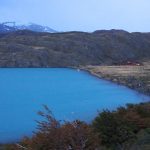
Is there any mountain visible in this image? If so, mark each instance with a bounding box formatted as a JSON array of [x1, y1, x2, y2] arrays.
[[0, 29, 149, 67], [0, 24, 17, 33], [17, 23, 57, 33], [0, 22, 57, 33]]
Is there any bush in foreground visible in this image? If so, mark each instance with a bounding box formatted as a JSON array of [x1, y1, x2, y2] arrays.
[[92, 102, 150, 149], [92, 110, 136, 149], [14, 105, 100, 150], [6, 102, 150, 150]]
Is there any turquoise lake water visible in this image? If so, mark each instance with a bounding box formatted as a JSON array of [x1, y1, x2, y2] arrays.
[[0, 68, 149, 143]]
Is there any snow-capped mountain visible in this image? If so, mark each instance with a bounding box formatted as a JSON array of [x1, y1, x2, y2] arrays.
[[0, 22, 57, 33], [17, 23, 57, 33], [0, 24, 17, 33]]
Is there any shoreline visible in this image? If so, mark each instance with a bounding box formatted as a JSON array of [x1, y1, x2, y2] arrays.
[[0, 66, 149, 96], [80, 65, 150, 96]]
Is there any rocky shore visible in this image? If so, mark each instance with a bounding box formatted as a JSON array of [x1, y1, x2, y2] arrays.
[[81, 62, 150, 96]]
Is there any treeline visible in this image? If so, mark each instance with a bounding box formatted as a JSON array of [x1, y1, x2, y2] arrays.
[[5, 102, 150, 150]]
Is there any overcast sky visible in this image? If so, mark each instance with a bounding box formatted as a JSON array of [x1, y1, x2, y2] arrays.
[[0, 0, 150, 32]]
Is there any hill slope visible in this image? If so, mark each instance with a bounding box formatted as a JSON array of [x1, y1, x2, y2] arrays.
[[0, 29, 150, 67]]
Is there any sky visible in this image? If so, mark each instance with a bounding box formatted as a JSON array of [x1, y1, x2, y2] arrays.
[[0, 0, 150, 32]]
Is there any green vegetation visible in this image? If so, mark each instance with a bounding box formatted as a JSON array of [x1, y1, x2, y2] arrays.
[[92, 103, 150, 149], [4, 102, 150, 150], [93, 110, 136, 148]]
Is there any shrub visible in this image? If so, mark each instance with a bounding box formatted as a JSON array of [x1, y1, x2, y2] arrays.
[[15, 105, 100, 150], [92, 110, 135, 149]]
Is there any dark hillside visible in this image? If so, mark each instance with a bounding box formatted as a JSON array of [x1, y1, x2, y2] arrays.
[[0, 29, 150, 67]]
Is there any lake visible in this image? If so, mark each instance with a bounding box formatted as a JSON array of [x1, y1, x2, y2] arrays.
[[0, 68, 149, 143]]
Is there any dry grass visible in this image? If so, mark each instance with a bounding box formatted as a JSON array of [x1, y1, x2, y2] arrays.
[[84, 63, 150, 77], [81, 61, 150, 95]]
